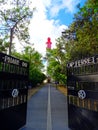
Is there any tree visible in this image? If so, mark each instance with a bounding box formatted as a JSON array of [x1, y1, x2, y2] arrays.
[[12, 45, 46, 87], [0, 38, 16, 53], [21, 46, 46, 87], [46, 0, 98, 84], [73, 0, 98, 57], [0, 39, 9, 53], [62, 0, 98, 60], [0, 0, 35, 55], [46, 38, 68, 84]]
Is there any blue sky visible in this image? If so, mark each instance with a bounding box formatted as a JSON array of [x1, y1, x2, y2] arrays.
[[0, 0, 87, 54], [15, 0, 87, 55], [53, 4, 81, 26], [47, 0, 87, 26]]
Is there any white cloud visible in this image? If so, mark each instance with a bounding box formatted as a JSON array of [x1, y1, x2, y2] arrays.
[[28, 0, 68, 56], [49, 0, 80, 17], [16, 0, 79, 56]]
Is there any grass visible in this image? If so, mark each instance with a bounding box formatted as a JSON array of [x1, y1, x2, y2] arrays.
[[57, 84, 68, 96], [27, 84, 43, 100]]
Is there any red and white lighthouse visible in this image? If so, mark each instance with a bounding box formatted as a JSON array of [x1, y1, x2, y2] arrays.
[[46, 37, 52, 49]]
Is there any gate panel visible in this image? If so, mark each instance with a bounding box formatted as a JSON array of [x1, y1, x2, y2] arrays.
[[67, 55, 98, 130], [0, 52, 29, 130]]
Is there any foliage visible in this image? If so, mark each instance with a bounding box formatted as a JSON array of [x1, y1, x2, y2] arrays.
[[46, 0, 98, 84], [46, 38, 68, 85], [21, 46, 46, 87], [0, 39, 9, 53], [0, 0, 35, 55], [61, 0, 98, 61], [73, 0, 98, 59], [0, 0, 97, 87], [12, 46, 46, 87], [0, 38, 16, 53]]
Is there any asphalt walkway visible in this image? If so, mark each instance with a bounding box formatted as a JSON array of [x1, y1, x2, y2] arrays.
[[20, 84, 70, 130]]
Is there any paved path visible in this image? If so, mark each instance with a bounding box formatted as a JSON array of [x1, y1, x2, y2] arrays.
[[20, 84, 70, 130]]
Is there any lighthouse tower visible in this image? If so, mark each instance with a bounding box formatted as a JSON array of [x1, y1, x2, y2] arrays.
[[46, 37, 52, 49]]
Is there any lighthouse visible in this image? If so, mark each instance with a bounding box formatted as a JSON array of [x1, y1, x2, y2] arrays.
[[46, 37, 52, 49]]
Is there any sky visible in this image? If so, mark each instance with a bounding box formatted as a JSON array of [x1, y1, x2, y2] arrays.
[[16, 0, 87, 56]]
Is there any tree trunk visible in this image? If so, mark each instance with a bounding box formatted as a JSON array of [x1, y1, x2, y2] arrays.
[[9, 28, 13, 55]]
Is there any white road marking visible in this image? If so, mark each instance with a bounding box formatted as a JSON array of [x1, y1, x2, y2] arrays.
[[47, 84, 52, 130]]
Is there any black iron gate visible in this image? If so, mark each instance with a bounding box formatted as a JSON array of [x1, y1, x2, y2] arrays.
[[0, 52, 29, 130], [67, 55, 98, 130]]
